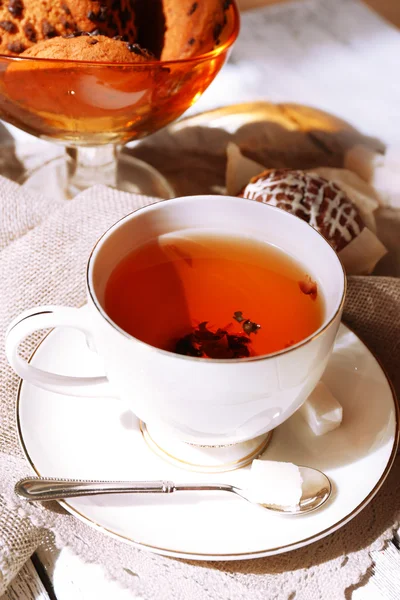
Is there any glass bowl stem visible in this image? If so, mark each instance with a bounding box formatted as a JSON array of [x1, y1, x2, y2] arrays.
[[66, 144, 118, 197]]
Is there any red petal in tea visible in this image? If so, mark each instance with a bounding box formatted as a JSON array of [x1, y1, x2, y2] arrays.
[[299, 276, 318, 300]]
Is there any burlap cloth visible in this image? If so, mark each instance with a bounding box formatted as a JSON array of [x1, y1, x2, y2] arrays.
[[0, 176, 399, 599]]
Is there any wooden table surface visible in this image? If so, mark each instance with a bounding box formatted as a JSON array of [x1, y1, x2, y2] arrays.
[[1, 1, 400, 599], [238, 0, 400, 28]]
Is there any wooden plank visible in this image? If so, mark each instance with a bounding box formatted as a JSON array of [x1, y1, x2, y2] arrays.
[[0, 560, 51, 600], [238, 0, 292, 9], [364, 0, 400, 28], [238, 0, 400, 29], [36, 546, 136, 600]]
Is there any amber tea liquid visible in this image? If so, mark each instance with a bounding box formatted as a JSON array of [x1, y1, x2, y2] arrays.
[[104, 232, 324, 358]]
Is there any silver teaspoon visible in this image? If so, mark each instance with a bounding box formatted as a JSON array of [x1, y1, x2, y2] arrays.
[[15, 467, 331, 515]]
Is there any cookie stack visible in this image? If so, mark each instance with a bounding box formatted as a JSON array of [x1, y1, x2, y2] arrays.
[[0, 0, 232, 62]]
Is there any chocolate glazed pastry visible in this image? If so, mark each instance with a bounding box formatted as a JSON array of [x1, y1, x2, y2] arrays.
[[239, 169, 366, 253], [160, 0, 232, 60], [0, 0, 137, 56]]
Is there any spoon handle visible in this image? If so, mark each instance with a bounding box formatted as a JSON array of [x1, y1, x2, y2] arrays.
[[15, 477, 176, 501], [15, 477, 234, 502]]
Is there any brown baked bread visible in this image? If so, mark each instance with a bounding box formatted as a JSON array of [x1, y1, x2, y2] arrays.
[[19, 34, 153, 62], [0, 0, 137, 56], [160, 0, 231, 60], [239, 169, 366, 252]]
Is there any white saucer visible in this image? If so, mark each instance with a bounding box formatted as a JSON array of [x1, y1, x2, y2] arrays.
[[17, 320, 398, 561]]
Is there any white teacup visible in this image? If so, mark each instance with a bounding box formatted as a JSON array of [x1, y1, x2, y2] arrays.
[[6, 195, 345, 451]]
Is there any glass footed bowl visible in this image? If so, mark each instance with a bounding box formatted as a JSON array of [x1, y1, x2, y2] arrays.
[[0, 3, 239, 199]]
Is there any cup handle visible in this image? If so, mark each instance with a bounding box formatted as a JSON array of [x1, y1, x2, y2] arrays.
[[5, 305, 115, 397]]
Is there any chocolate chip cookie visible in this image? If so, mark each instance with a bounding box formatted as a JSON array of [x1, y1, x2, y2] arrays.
[[20, 33, 153, 63], [0, 0, 137, 56], [160, 0, 232, 60]]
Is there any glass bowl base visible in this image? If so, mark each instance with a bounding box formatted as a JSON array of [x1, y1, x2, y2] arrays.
[[19, 151, 175, 201]]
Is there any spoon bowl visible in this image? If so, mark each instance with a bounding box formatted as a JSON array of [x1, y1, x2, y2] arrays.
[[265, 466, 332, 514], [15, 467, 331, 515]]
